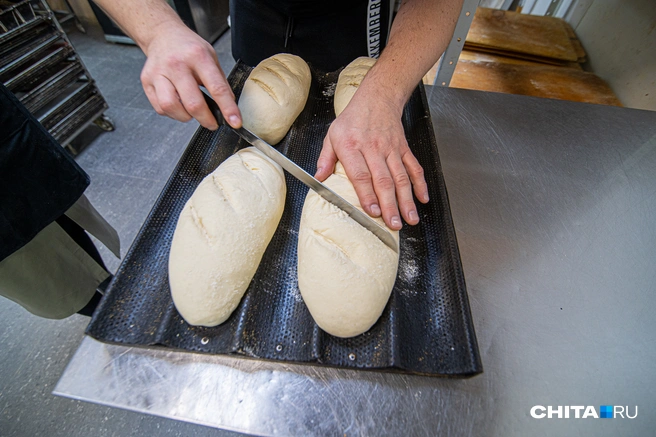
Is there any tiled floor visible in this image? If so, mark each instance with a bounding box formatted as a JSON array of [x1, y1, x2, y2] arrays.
[[0, 24, 241, 437]]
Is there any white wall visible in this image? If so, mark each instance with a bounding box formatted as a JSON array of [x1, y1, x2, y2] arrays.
[[573, 0, 656, 111]]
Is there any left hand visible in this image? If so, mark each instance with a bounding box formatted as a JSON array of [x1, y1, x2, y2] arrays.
[[314, 91, 429, 231]]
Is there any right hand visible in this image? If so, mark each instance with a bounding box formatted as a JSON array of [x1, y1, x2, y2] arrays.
[[140, 22, 242, 130], [315, 88, 428, 230]]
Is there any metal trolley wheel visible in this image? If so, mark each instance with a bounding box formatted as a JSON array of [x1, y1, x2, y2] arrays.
[[93, 114, 114, 131]]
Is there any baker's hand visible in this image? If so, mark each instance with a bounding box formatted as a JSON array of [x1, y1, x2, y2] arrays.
[[315, 93, 429, 230], [140, 22, 241, 130]]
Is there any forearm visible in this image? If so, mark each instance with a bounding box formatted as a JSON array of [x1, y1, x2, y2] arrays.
[[357, 0, 463, 110], [320, 0, 462, 228], [92, 0, 185, 54]]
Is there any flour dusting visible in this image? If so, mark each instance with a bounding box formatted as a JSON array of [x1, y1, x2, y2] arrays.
[[322, 83, 336, 97]]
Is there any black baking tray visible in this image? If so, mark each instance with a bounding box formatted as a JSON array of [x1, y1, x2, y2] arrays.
[[86, 61, 483, 377]]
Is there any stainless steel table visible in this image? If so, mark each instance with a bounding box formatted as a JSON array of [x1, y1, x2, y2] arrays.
[[55, 87, 656, 436]]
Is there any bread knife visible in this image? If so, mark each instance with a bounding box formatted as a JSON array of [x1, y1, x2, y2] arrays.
[[200, 88, 399, 253]]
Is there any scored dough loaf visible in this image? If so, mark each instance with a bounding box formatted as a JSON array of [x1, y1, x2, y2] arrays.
[[238, 53, 311, 144], [169, 147, 286, 327], [297, 162, 400, 338], [334, 56, 376, 117]]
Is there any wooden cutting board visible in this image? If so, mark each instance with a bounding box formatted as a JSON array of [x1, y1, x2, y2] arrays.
[[466, 7, 579, 62], [562, 20, 587, 62], [459, 49, 582, 69], [450, 59, 622, 106], [463, 43, 573, 66], [421, 49, 583, 85]]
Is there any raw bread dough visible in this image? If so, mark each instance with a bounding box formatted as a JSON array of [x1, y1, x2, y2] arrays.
[[169, 147, 286, 327], [334, 57, 376, 117], [238, 53, 311, 144], [297, 162, 399, 338]]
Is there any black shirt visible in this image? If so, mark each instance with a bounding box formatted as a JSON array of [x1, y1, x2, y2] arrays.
[[230, 0, 392, 71]]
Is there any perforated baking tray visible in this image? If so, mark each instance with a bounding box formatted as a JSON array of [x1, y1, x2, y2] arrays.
[[86, 62, 482, 377]]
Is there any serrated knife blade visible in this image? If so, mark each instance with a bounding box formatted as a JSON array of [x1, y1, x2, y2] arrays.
[[201, 88, 398, 253]]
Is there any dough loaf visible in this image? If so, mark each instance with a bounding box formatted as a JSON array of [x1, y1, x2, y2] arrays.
[[169, 147, 286, 327], [238, 53, 311, 144], [334, 57, 376, 117], [297, 162, 399, 338]]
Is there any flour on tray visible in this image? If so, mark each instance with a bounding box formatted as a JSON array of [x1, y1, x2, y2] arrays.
[[322, 83, 336, 97]]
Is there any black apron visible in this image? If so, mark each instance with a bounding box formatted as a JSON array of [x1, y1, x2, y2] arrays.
[[230, 0, 392, 71], [0, 85, 120, 319], [0, 83, 89, 262]]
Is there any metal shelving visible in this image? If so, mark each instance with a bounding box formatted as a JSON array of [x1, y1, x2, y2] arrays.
[[0, 0, 113, 154]]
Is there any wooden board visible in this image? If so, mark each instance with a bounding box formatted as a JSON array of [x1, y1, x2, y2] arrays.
[[463, 43, 573, 66], [421, 49, 582, 85], [466, 7, 578, 62], [562, 20, 587, 63], [450, 59, 622, 106], [422, 60, 439, 85], [459, 49, 582, 69]]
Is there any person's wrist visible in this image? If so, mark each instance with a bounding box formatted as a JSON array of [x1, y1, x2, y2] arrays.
[[350, 83, 405, 119], [141, 19, 187, 56]]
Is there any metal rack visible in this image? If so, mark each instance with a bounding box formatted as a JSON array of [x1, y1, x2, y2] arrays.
[[0, 0, 113, 154], [433, 0, 478, 87], [51, 0, 86, 34]]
